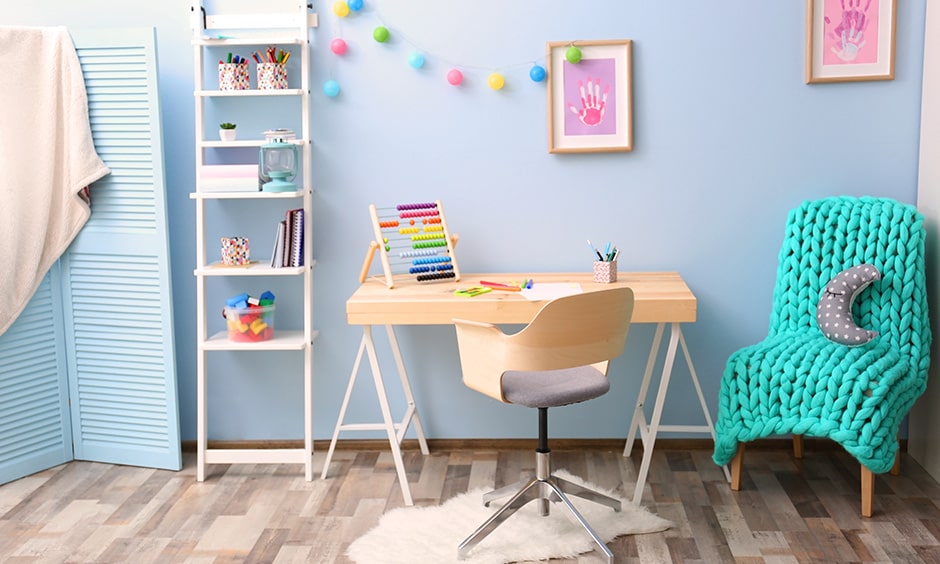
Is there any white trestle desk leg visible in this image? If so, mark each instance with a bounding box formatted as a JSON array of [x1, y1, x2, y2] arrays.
[[631, 323, 680, 504], [365, 326, 414, 505], [321, 325, 425, 506], [384, 325, 430, 456], [320, 331, 368, 481], [624, 323, 666, 459], [678, 328, 731, 483], [626, 323, 727, 504]]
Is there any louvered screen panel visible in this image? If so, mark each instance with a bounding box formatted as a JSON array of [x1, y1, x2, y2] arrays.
[[66, 253, 172, 452], [79, 44, 157, 231], [63, 28, 181, 470], [0, 273, 73, 485]]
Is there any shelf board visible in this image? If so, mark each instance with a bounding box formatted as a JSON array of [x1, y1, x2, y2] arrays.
[[200, 138, 306, 149], [195, 88, 304, 97], [194, 261, 314, 276], [190, 188, 307, 199], [193, 35, 307, 47], [200, 329, 318, 351], [193, 12, 318, 43]]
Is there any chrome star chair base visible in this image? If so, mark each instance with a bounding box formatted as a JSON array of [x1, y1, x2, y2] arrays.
[[457, 408, 621, 563], [453, 287, 635, 563]]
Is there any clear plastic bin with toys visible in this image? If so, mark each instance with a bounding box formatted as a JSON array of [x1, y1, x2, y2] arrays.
[[224, 291, 275, 342]]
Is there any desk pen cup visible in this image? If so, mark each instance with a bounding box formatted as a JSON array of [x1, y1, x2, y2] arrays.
[[593, 260, 618, 284], [225, 304, 275, 342], [257, 62, 288, 90], [218, 62, 249, 90]]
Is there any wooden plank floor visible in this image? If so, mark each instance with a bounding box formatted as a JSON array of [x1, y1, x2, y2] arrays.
[[1, 445, 939, 563]]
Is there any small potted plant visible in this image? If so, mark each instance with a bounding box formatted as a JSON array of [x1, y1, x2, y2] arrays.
[[219, 122, 237, 142]]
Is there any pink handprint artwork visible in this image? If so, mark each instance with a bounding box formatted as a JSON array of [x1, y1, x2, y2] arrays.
[[823, 0, 880, 65], [563, 58, 617, 136], [569, 77, 609, 127]]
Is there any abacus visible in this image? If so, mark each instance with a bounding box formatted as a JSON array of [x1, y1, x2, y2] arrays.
[[360, 200, 461, 288]]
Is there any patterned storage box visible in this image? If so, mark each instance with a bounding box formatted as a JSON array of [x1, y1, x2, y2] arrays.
[[257, 62, 288, 90], [220, 236, 250, 265], [218, 62, 250, 90]]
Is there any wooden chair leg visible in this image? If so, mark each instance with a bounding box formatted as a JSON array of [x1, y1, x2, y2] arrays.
[[861, 465, 874, 517], [793, 434, 804, 459], [890, 437, 901, 476], [730, 445, 744, 491]]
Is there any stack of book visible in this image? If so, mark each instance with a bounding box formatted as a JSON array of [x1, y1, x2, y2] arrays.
[[270, 207, 304, 268]]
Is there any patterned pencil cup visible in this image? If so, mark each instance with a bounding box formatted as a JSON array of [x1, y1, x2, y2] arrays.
[[218, 62, 249, 90], [257, 63, 288, 90], [593, 260, 617, 284], [221, 236, 250, 265]]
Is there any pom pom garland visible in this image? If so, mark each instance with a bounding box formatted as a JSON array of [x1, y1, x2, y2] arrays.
[[446, 68, 463, 86], [328, 3, 555, 92], [529, 64, 546, 82], [487, 72, 505, 90], [330, 38, 348, 55], [373, 26, 390, 43], [323, 79, 341, 97], [332, 1, 350, 17], [408, 51, 425, 69], [566, 46, 582, 64]]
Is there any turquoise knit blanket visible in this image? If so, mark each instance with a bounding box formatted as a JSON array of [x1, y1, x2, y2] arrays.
[[713, 197, 931, 473]]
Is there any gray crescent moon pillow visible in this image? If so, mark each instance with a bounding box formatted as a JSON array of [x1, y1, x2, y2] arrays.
[[816, 264, 881, 346]]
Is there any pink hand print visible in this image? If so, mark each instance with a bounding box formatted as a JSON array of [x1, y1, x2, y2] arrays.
[[828, 0, 871, 62], [568, 77, 609, 127], [833, 0, 871, 39]]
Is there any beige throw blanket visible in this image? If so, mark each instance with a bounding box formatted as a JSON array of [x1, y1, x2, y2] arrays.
[[0, 26, 110, 336]]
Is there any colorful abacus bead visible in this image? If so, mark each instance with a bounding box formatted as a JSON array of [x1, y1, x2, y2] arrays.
[[416, 271, 456, 282]]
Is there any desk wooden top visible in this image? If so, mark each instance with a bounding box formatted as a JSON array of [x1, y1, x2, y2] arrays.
[[346, 272, 696, 326]]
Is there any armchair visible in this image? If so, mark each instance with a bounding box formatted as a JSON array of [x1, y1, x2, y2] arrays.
[[713, 196, 930, 517]]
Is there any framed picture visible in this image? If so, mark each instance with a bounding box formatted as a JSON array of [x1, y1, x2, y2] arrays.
[[805, 0, 897, 83], [547, 39, 633, 153]]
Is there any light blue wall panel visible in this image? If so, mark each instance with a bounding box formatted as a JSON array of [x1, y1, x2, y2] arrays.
[[4, 1, 928, 445]]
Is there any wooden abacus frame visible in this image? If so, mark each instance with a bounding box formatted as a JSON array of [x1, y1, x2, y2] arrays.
[[359, 200, 461, 288]]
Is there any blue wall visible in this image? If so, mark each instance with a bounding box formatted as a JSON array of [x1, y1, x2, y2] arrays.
[[9, 1, 927, 443]]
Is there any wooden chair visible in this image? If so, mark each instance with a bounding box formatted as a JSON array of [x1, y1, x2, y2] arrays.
[[452, 287, 634, 563], [714, 197, 930, 517]]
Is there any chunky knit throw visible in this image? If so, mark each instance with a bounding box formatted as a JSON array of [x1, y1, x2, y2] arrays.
[[713, 197, 931, 473]]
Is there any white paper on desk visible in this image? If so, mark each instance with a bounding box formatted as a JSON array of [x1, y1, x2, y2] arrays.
[[520, 282, 583, 301]]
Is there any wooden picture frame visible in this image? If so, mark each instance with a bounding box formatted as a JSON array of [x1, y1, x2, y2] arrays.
[[806, 0, 897, 84], [547, 39, 633, 153]]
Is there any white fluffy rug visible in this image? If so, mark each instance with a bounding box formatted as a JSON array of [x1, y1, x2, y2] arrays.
[[347, 470, 672, 564]]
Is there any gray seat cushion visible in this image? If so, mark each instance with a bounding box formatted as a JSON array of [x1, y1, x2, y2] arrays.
[[501, 366, 609, 408]]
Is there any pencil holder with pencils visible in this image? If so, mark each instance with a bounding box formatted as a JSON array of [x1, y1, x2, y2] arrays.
[[593, 260, 617, 284], [218, 62, 250, 90], [257, 63, 288, 90]]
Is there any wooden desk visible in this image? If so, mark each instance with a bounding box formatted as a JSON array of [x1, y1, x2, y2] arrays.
[[346, 272, 696, 325], [322, 272, 724, 506]]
